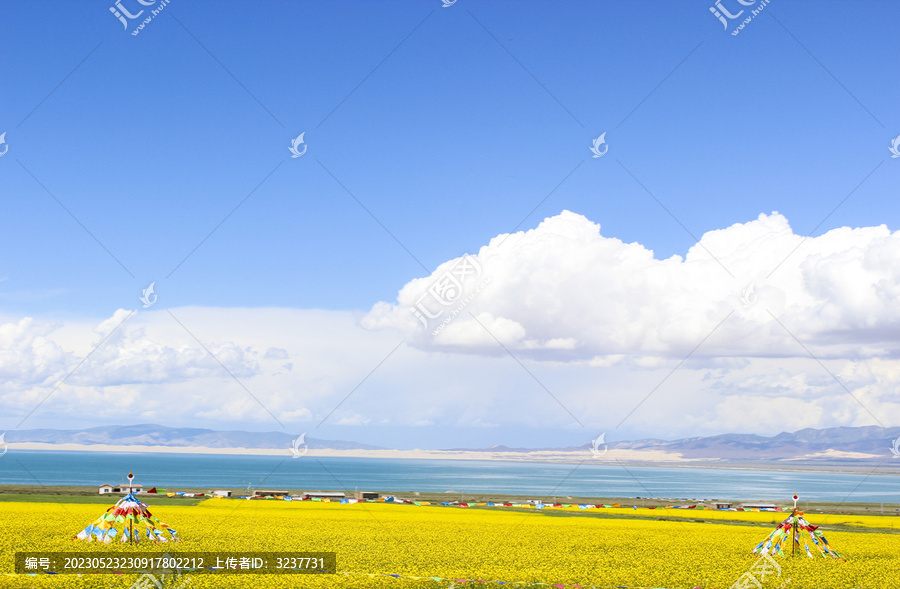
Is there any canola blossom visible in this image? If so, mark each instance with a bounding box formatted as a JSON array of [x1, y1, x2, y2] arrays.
[[2, 499, 899, 588]]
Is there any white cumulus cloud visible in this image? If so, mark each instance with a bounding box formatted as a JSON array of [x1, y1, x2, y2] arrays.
[[362, 210, 900, 363]]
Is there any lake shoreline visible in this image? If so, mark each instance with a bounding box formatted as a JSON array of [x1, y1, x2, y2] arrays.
[[6, 442, 900, 477]]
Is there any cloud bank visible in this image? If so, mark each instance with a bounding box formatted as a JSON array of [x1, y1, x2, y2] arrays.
[[362, 211, 900, 363], [2, 211, 898, 440]]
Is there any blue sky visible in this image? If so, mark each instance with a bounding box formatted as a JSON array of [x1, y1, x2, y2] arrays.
[[1, 1, 899, 449]]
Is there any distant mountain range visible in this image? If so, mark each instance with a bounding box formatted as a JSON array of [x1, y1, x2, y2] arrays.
[[455, 426, 900, 462], [609, 426, 900, 461], [5, 424, 900, 463], [3, 424, 383, 451]]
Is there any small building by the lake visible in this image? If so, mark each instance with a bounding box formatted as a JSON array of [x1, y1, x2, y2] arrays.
[[741, 502, 779, 511], [98, 484, 143, 494], [304, 491, 346, 500], [256, 490, 292, 498]]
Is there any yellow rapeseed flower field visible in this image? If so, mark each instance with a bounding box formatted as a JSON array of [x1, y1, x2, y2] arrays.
[[546, 504, 900, 529], [1, 500, 899, 588]]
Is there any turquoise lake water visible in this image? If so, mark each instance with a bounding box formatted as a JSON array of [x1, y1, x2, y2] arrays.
[[1, 450, 898, 502]]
